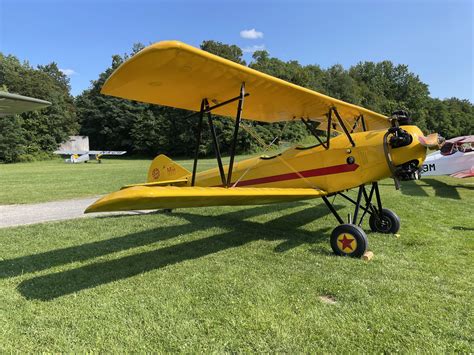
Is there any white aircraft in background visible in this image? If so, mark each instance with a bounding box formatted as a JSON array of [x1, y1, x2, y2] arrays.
[[420, 135, 474, 178], [54, 150, 127, 163]]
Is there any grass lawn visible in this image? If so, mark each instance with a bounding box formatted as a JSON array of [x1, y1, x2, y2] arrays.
[[0, 156, 249, 204], [0, 158, 472, 351]]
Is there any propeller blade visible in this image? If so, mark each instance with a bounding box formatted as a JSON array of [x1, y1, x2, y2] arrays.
[[418, 133, 444, 148]]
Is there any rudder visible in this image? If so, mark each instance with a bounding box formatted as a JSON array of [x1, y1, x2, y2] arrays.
[[147, 154, 191, 183]]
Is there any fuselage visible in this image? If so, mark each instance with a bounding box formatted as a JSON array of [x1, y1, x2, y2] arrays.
[[421, 150, 474, 176], [191, 125, 427, 193]]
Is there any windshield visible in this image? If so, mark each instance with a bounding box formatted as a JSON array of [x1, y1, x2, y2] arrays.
[[440, 143, 455, 156]]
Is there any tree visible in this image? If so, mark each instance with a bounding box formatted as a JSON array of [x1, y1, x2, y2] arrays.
[[349, 61, 430, 130], [76, 40, 474, 160], [0, 53, 78, 162], [200, 40, 245, 64], [0, 115, 26, 163], [426, 98, 474, 138]]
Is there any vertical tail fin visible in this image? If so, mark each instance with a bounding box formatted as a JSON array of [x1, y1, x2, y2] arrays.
[[147, 154, 190, 183]]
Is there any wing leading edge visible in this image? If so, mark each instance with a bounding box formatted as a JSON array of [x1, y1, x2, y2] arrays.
[[101, 41, 389, 132], [54, 150, 127, 155], [85, 186, 327, 213], [0, 91, 51, 117]]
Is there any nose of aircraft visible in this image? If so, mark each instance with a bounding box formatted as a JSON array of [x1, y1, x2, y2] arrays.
[[386, 126, 443, 183], [389, 126, 429, 167]]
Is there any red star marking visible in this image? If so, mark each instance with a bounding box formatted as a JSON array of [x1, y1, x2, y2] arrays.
[[339, 234, 355, 251]]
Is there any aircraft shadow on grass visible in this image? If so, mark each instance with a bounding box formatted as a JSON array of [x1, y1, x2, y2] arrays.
[[451, 226, 474, 231], [399, 178, 474, 200], [4, 202, 340, 301]]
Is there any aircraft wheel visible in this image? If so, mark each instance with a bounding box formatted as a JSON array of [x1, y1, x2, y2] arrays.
[[330, 224, 368, 258], [369, 208, 400, 234]]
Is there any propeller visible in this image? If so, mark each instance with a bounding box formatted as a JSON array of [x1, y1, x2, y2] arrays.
[[382, 111, 444, 190], [418, 133, 445, 149]]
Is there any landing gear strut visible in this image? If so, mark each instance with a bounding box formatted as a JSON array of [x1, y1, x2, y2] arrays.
[[323, 182, 400, 258]]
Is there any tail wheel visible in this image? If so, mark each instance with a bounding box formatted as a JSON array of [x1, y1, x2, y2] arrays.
[[330, 224, 368, 258], [369, 208, 400, 234]]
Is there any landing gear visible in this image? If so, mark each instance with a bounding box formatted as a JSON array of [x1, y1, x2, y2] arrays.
[[323, 182, 399, 258], [369, 208, 400, 234], [330, 224, 368, 258]]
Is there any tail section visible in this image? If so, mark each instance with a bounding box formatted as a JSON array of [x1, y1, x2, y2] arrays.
[[147, 154, 190, 183]]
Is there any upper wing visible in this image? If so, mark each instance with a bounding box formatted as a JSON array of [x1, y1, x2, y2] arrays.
[[54, 150, 127, 155], [85, 186, 326, 213], [88, 151, 127, 155], [101, 41, 389, 132], [54, 150, 88, 155], [0, 91, 51, 117], [446, 135, 474, 144]]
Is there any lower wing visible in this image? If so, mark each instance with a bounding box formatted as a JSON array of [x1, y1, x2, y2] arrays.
[[85, 186, 326, 213]]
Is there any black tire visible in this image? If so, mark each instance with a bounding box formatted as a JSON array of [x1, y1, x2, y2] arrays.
[[369, 208, 400, 234], [330, 224, 368, 258]]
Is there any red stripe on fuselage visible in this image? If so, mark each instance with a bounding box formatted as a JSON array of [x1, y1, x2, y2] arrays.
[[230, 163, 359, 187]]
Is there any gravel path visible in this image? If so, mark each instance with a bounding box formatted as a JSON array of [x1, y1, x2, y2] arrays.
[[0, 196, 145, 228]]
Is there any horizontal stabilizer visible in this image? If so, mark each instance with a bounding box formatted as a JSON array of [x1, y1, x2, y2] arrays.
[[85, 186, 326, 213]]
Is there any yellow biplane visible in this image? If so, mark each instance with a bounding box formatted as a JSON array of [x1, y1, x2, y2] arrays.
[[85, 41, 441, 258]]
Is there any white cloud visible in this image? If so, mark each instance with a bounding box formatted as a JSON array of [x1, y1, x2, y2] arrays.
[[59, 68, 77, 76], [240, 28, 264, 39], [242, 44, 266, 53]]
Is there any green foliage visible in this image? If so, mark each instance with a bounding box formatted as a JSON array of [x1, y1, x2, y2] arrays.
[[0, 53, 78, 162], [426, 97, 474, 137], [201, 40, 246, 65], [4, 40, 472, 163], [349, 61, 431, 130], [0, 115, 26, 163]]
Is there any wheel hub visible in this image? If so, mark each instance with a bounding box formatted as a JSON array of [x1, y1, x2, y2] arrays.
[[375, 216, 392, 232], [337, 233, 357, 253]]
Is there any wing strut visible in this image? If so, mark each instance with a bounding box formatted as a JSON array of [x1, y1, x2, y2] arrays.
[[331, 107, 356, 147], [205, 99, 226, 185], [226, 83, 245, 187], [191, 100, 205, 186], [350, 114, 367, 133], [301, 118, 327, 149], [326, 110, 332, 149], [190, 82, 247, 187]]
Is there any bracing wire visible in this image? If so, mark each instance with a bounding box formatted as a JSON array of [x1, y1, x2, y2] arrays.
[[235, 120, 322, 190], [232, 121, 288, 187]]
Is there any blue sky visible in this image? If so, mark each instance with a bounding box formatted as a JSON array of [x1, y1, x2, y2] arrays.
[[1, 0, 472, 101]]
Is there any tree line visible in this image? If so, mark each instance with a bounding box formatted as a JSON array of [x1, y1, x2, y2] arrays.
[[0, 40, 473, 163]]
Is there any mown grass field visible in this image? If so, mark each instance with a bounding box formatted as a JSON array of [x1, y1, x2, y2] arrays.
[[0, 158, 473, 351], [0, 156, 250, 204]]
